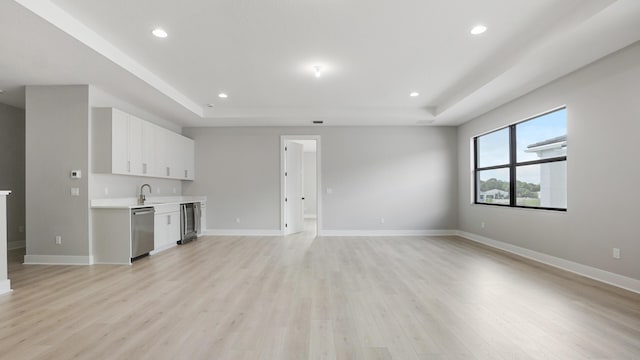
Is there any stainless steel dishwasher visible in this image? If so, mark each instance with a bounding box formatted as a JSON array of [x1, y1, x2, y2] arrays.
[[131, 207, 154, 260]]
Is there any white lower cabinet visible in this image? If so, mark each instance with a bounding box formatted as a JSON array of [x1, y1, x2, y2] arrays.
[[153, 204, 180, 253], [198, 202, 206, 236]]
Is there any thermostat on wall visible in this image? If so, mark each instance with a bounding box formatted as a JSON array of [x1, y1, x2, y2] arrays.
[[70, 170, 82, 179]]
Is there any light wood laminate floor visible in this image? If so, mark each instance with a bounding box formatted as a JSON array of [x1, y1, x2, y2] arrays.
[[1, 221, 639, 359]]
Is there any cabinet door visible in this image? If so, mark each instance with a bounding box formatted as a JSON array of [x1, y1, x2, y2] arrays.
[[180, 136, 195, 180], [154, 214, 166, 249], [111, 109, 129, 175], [154, 126, 168, 178], [141, 121, 156, 176], [166, 131, 182, 179], [127, 115, 143, 175], [168, 212, 181, 243], [199, 204, 206, 235]]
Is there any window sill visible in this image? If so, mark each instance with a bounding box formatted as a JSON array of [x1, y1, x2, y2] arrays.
[[469, 202, 567, 214]]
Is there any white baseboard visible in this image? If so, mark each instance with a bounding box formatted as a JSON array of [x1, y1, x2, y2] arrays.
[[304, 214, 317, 219], [24, 255, 94, 265], [0, 279, 11, 295], [8, 240, 25, 250], [456, 231, 640, 294], [150, 242, 177, 255], [203, 229, 284, 236], [319, 229, 457, 237]]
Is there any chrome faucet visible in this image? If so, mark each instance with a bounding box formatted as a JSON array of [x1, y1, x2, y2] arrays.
[[139, 184, 152, 205]]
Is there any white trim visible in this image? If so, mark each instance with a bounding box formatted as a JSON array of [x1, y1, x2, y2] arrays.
[[456, 231, 640, 294], [203, 229, 284, 236], [320, 229, 457, 237], [0, 279, 11, 295], [24, 255, 94, 265], [8, 240, 25, 250], [281, 135, 322, 236], [93, 261, 132, 265], [304, 214, 317, 219], [150, 242, 177, 256]]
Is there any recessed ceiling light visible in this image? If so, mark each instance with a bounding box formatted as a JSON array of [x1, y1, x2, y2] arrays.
[[152, 28, 168, 38], [206, 103, 215, 108], [218, 93, 228, 99], [312, 65, 324, 78], [0, 90, 4, 94], [410, 92, 420, 97], [470, 25, 487, 35]]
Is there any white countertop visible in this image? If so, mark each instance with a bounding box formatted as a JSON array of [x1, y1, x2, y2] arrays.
[[91, 196, 206, 209], [0, 191, 11, 196]]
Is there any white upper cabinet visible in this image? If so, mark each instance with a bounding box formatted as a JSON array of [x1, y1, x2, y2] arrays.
[[177, 135, 195, 180], [109, 109, 129, 174], [166, 130, 181, 179], [141, 121, 156, 176], [92, 107, 195, 180], [127, 115, 143, 175], [154, 125, 169, 178]]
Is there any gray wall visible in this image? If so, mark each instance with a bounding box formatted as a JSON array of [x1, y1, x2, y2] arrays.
[[458, 42, 640, 281], [303, 151, 317, 217], [26, 85, 90, 257], [0, 103, 25, 248], [182, 126, 458, 232]]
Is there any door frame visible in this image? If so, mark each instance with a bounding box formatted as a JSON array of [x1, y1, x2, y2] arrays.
[[280, 135, 321, 236]]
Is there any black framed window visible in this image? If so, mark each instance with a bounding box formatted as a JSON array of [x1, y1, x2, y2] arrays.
[[474, 107, 567, 211]]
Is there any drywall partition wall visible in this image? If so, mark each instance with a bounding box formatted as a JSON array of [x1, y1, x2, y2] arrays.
[[0, 103, 25, 249], [25, 85, 91, 263], [457, 42, 640, 283], [303, 151, 317, 218], [90, 86, 181, 133], [182, 126, 458, 234]]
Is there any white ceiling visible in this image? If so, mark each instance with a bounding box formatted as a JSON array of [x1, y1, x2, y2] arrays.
[[1, 0, 639, 127]]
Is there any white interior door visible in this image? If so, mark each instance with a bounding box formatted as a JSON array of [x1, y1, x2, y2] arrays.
[[285, 142, 304, 234]]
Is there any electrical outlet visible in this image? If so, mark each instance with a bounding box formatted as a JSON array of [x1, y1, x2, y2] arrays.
[[156, 187, 161, 194], [173, 188, 177, 194], [481, 222, 485, 229], [55, 235, 62, 245], [104, 187, 109, 195], [613, 248, 621, 259], [380, 217, 385, 224], [326, 187, 333, 195], [71, 187, 80, 196], [236, 218, 241, 223]]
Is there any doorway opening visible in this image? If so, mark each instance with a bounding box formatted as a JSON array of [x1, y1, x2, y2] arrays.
[[281, 135, 321, 237]]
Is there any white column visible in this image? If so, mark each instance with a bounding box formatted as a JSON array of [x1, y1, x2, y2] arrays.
[[0, 190, 11, 295]]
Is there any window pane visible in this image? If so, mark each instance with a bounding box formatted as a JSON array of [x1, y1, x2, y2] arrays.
[[517, 108, 567, 162], [516, 162, 566, 209], [477, 128, 510, 168], [477, 168, 510, 205]]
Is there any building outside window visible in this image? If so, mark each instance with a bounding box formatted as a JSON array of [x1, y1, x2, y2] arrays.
[[474, 107, 567, 211]]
